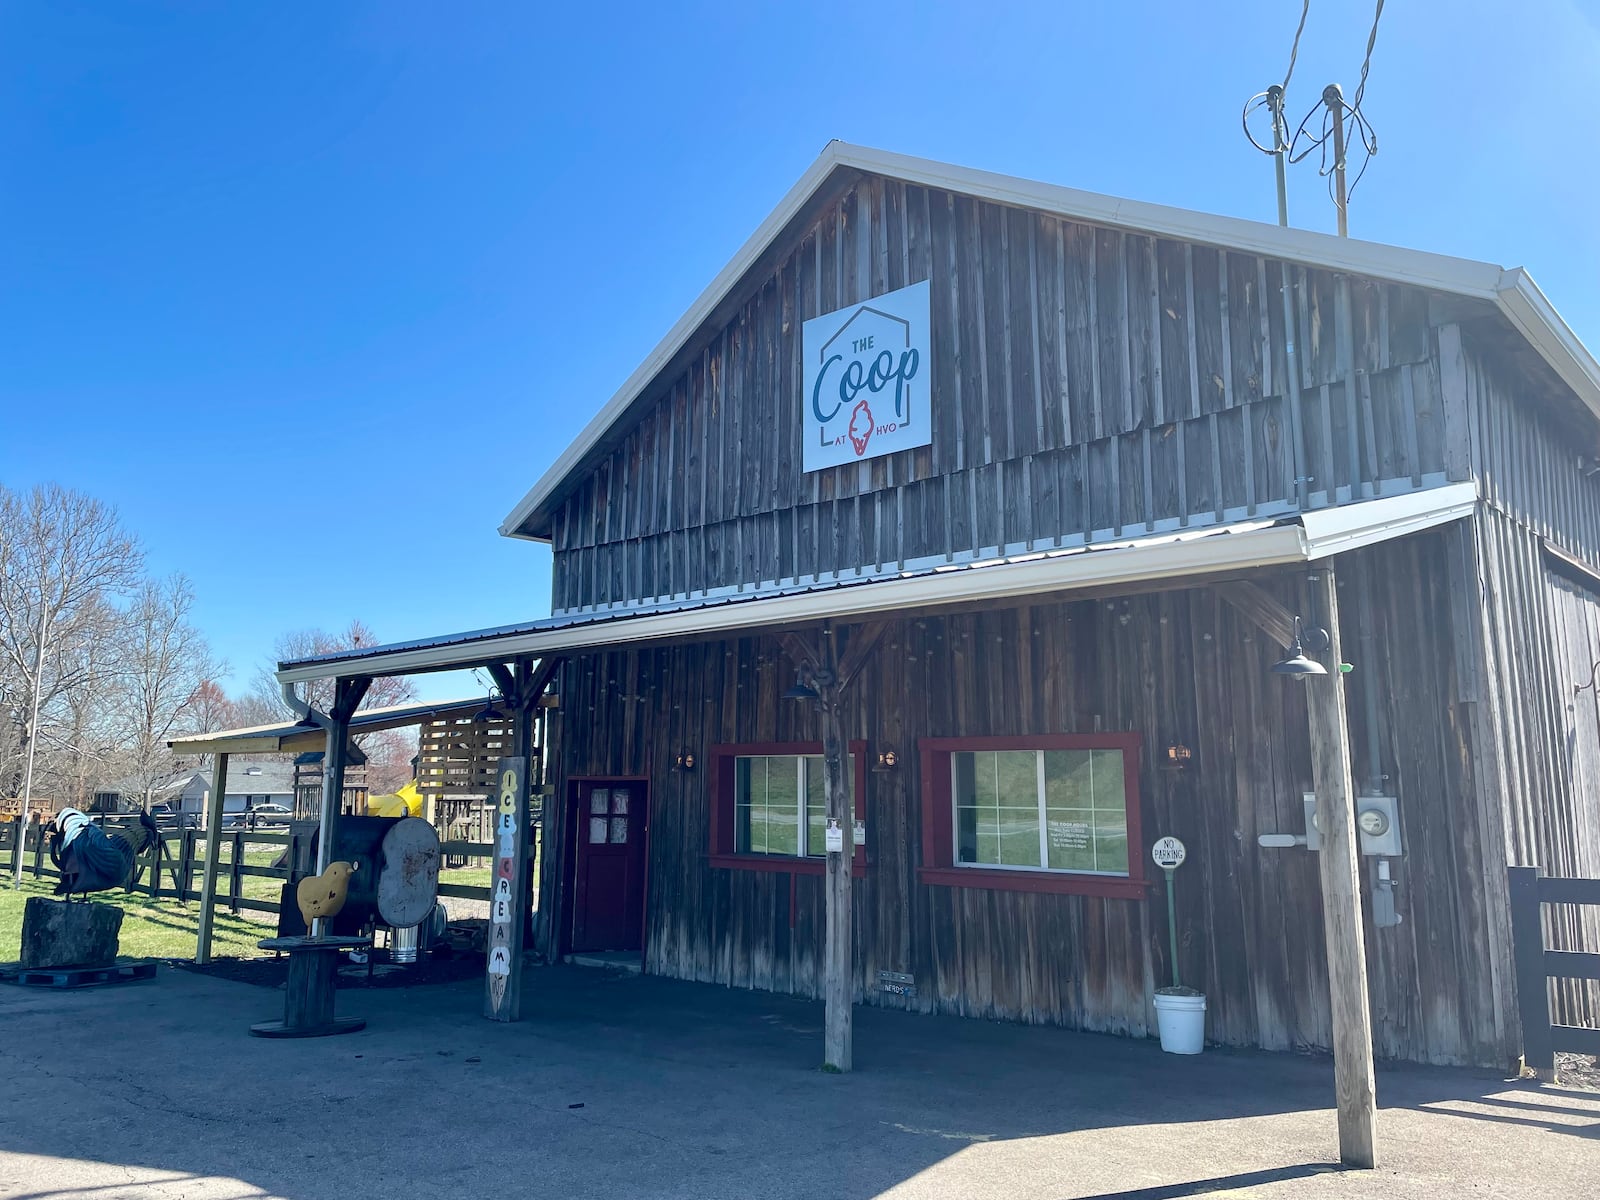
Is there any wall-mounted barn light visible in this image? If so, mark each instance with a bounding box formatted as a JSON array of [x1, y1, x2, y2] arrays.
[[473, 692, 507, 722], [1271, 617, 1329, 680], [872, 749, 899, 771], [1162, 744, 1194, 770], [673, 752, 697, 771], [782, 671, 820, 701]]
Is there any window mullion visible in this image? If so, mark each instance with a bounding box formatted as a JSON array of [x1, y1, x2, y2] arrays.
[[1036, 751, 1049, 870], [1088, 750, 1097, 872], [797, 757, 806, 858]]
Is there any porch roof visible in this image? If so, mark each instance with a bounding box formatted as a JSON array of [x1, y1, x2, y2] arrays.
[[166, 697, 483, 757], [275, 482, 1478, 686]]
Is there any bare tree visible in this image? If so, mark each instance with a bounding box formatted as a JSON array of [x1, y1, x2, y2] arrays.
[[0, 485, 143, 883], [113, 573, 223, 806], [186, 679, 239, 738], [252, 619, 417, 718]]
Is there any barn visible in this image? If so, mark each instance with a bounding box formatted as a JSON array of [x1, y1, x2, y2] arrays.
[[266, 144, 1600, 1125]]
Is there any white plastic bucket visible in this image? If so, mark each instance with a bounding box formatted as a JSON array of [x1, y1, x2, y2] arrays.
[[1153, 991, 1207, 1054]]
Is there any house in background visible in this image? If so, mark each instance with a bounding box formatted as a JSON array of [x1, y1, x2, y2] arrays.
[[150, 761, 298, 822]]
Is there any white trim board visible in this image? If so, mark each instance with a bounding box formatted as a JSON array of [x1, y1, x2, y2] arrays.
[[498, 141, 1598, 540]]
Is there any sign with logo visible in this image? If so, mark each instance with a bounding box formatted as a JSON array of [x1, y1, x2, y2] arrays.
[[802, 279, 931, 472], [1151, 836, 1187, 870]]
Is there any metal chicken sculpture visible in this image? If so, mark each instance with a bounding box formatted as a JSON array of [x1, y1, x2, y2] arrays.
[[45, 808, 159, 900]]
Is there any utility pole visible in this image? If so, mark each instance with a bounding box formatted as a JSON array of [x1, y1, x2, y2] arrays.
[[13, 613, 48, 889]]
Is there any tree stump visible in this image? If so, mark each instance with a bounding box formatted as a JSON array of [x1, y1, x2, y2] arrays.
[[20, 898, 124, 969]]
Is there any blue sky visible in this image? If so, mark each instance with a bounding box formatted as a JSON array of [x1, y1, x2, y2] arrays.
[[3, 1, 1597, 704]]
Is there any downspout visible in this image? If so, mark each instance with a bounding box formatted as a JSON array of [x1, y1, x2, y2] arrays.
[[280, 680, 329, 730], [1279, 267, 1312, 511], [280, 680, 332, 877]]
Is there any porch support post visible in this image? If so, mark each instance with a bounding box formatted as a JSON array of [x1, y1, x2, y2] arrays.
[[486, 655, 561, 1021], [1305, 564, 1378, 1168], [782, 621, 889, 1073], [817, 642, 853, 1073], [314, 677, 371, 935], [194, 751, 229, 964]]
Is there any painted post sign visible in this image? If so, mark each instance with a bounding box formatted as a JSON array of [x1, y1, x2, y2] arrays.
[[484, 756, 527, 1022], [802, 279, 931, 472]]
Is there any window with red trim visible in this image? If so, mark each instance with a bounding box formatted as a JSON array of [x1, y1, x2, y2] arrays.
[[919, 734, 1147, 898], [709, 741, 868, 876]]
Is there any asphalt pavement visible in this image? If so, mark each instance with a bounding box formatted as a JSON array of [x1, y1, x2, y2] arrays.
[[1, 960, 1595, 1199]]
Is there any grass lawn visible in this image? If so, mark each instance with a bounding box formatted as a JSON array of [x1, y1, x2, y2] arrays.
[[1, 837, 498, 965], [0, 875, 273, 964]]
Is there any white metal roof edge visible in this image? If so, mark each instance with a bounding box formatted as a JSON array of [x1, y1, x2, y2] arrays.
[[282, 523, 1309, 683], [1299, 481, 1479, 559], [498, 142, 1600, 538], [167, 697, 483, 756]]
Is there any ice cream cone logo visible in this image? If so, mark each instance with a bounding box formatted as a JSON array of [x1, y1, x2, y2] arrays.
[[848, 399, 874, 457]]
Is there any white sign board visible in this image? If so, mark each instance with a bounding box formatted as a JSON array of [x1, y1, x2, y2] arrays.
[[825, 818, 844, 854], [1151, 836, 1187, 870], [802, 279, 931, 472]]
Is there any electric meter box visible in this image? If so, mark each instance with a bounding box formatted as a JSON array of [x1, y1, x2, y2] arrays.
[[1302, 793, 1402, 857]]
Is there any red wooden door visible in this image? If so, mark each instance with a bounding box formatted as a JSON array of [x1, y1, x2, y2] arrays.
[[571, 781, 647, 953]]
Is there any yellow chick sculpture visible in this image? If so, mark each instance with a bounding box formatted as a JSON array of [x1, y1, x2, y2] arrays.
[[297, 860, 358, 935]]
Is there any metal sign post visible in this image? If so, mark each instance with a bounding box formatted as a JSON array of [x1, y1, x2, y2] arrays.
[[1151, 836, 1188, 990], [484, 756, 527, 1021]]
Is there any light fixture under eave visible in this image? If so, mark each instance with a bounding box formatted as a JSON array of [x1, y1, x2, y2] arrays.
[[1271, 616, 1328, 680], [782, 673, 820, 701], [473, 692, 508, 722]]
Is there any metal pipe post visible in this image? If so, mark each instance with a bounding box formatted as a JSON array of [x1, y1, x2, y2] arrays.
[[1325, 84, 1350, 237], [1267, 84, 1290, 228]]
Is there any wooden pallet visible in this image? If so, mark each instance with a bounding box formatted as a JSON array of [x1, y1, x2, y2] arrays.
[[2, 961, 158, 989]]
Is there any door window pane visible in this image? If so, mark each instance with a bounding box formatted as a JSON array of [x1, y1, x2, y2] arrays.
[[611, 790, 630, 816], [589, 817, 608, 843], [610, 816, 629, 844], [590, 789, 610, 815]]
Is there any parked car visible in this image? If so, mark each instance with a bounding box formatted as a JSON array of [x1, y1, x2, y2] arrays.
[[246, 802, 292, 829], [149, 803, 198, 830], [220, 802, 292, 830]]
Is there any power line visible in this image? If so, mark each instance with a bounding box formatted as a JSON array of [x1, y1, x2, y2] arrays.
[[1281, 0, 1311, 92], [1242, 1, 1311, 159], [1351, 0, 1386, 110]]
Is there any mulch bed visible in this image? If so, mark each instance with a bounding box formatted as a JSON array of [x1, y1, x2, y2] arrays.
[[1555, 1051, 1600, 1092], [174, 949, 485, 990]]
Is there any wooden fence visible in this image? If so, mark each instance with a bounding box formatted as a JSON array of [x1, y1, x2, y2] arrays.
[[2, 814, 495, 930], [1508, 865, 1600, 1075]]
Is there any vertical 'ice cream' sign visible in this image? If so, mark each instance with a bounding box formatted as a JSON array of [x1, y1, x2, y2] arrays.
[[802, 279, 931, 472], [484, 756, 525, 1021]]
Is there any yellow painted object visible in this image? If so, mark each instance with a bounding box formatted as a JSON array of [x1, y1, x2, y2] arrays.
[[366, 780, 424, 818], [297, 860, 358, 931]]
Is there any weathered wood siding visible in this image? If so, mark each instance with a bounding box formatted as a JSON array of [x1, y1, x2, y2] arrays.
[[548, 174, 1454, 613], [1463, 342, 1600, 1030], [539, 534, 1507, 1065]]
